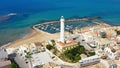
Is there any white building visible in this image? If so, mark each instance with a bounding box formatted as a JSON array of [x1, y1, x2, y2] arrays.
[[104, 46, 120, 60], [104, 46, 117, 60], [17, 43, 37, 59], [60, 16, 65, 43], [95, 38, 110, 49], [80, 31, 97, 43], [0, 48, 8, 59], [56, 40, 77, 52], [31, 52, 53, 67], [79, 55, 100, 67], [15, 43, 51, 68], [0, 48, 11, 68]]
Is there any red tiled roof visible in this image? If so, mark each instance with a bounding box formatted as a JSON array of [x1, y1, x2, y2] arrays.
[[57, 42, 66, 46], [57, 40, 77, 47], [108, 46, 114, 51]]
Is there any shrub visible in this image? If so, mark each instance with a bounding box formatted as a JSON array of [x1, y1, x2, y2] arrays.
[[87, 52, 95, 56], [79, 46, 85, 53], [74, 54, 81, 62], [51, 40, 56, 46], [100, 32, 106, 38], [63, 45, 83, 62], [46, 44, 54, 50], [115, 30, 120, 35], [10, 63, 17, 68]]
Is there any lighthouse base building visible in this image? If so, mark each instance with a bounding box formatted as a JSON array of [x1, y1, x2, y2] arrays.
[[55, 16, 77, 52]]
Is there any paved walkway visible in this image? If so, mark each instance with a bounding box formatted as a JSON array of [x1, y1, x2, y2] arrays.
[[100, 59, 109, 68]]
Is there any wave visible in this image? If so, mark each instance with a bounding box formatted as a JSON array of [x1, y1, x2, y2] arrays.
[[0, 13, 17, 22], [6, 13, 17, 16]]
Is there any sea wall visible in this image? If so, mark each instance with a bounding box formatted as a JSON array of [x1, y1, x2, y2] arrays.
[[32, 16, 101, 30]]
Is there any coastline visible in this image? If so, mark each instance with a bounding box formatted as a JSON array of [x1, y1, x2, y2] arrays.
[[5, 27, 61, 48], [1, 16, 96, 47], [3, 17, 112, 48], [4, 29, 35, 48]]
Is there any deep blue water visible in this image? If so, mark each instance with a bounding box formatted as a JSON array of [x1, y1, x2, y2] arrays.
[[0, 0, 120, 45]]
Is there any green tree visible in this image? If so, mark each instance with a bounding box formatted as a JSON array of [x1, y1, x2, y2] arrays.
[[115, 30, 120, 35], [100, 32, 106, 38], [88, 52, 95, 56], [51, 40, 56, 46], [79, 46, 85, 53], [46, 44, 54, 50], [10, 63, 17, 68], [67, 53, 73, 60], [77, 42, 80, 45], [63, 45, 85, 62], [68, 30, 73, 34], [74, 54, 81, 62]]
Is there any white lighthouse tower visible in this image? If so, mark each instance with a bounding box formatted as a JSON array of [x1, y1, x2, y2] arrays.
[[60, 16, 65, 43]]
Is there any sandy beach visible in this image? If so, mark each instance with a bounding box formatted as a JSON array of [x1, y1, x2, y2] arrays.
[[6, 29, 58, 48], [5, 27, 70, 48]]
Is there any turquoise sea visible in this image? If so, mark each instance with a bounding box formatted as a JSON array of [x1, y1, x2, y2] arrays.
[[0, 0, 120, 46]]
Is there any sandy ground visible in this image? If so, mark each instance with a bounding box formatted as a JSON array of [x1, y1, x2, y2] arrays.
[[6, 28, 70, 48], [6, 29, 59, 48]]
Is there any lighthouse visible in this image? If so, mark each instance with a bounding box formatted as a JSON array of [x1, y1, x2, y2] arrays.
[[60, 16, 65, 43]]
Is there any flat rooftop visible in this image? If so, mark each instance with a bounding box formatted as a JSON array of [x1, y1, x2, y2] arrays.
[[31, 52, 53, 67]]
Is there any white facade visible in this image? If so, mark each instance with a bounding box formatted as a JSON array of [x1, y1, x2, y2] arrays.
[[79, 55, 100, 67], [31, 52, 53, 67], [0, 48, 8, 59], [0, 48, 11, 68], [81, 32, 94, 43], [17, 43, 37, 59], [60, 16, 65, 43], [116, 36, 120, 41], [104, 47, 117, 60]]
